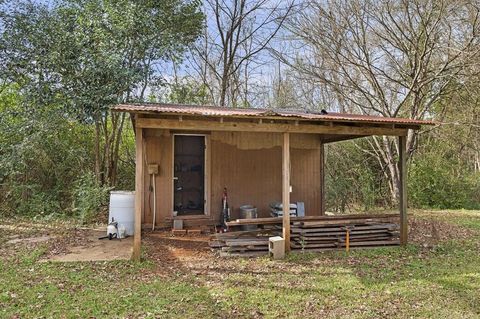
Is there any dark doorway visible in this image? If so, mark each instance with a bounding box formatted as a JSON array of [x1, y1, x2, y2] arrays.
[[173, 135, 205, 216]]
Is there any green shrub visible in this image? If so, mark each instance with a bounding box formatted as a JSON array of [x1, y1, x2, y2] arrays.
[[408, 153, 480, 209], [72, 172, 111, 224], [0, 183, 62, 218], [325, 141, 390, 213]]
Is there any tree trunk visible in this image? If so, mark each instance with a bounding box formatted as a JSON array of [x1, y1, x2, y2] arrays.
[[110, 112, 126, 186], [94, 119, 101, 184], [219, 67, 229, 106]]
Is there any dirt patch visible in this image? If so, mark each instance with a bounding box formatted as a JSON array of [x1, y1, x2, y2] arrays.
[[142, 231, 223, 277], [0, 220, 133, 262], [142, 231, 287, 281], [140, 216, 480, 281], [45, 228, 95, 257], [45, 230, 132, 262], [143, 231, 213, 274], [6, 235, 53, 245], [408, 215, 475, 247]]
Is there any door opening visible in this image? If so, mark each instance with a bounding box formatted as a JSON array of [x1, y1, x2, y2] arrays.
[[173, 135, 206, 216]]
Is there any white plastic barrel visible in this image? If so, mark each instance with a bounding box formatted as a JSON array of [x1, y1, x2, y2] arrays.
[[108, 191, 135, 236]]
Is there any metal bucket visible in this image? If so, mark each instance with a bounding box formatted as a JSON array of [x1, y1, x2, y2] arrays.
[[239, 205, 258, 231]]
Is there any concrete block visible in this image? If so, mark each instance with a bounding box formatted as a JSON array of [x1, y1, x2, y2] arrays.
[[269, 236, 285, 260], [173, 219, 183, 230]]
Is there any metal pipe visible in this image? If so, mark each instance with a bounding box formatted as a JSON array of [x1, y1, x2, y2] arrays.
[[152, 173, 156, 231]]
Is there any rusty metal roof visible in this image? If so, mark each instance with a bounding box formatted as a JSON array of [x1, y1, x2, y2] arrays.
[[113, 103, 435, 126]]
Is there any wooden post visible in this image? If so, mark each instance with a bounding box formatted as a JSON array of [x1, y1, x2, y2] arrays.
[[320, 141, 325, 215], [282, 132, 291, 253], [132, 125, 144, 261], [345, 229, 350, 253], [399, 135, 407, 245]]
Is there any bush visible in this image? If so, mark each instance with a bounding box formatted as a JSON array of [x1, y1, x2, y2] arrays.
[[408, 153, 480, 209], [325, 141, 390, 213], [0, 183, 62, 218], [0, 87, 94, 217], [72, 172, 111, 224]]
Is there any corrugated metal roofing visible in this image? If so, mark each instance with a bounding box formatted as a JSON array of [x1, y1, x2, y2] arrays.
[[112, 103, 435, 126]]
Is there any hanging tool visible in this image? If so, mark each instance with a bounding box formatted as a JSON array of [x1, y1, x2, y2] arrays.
[[219, 187, 230, 231], [148, 164, 159, 231]]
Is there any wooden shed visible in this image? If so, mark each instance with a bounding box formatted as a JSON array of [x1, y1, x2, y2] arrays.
[[112, 103, 434, 260]]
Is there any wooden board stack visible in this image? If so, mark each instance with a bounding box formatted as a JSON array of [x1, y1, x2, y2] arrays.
[[210, 214, 401, 256], [209, 229, 279, 257], [290, 221, 400, 250]]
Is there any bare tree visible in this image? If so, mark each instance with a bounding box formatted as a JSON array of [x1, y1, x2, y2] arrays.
[[277, 0, 480, 202], [191, 0, 294, 107]]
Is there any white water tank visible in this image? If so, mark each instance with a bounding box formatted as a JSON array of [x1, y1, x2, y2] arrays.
[[108, 191, 135, 236]]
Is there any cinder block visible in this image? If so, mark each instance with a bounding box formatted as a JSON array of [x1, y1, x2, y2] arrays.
[[173, 219, 183, 230], [269, 236, 285, 260]]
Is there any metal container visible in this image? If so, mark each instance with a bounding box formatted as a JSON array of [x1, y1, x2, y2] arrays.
[[239, 205, 258, 231]]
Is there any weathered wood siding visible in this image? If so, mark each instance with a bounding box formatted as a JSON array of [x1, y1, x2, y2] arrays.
[[141, 130, 322, 225], [143, 129, 173, 226]]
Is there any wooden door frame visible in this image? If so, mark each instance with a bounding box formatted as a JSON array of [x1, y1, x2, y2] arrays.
[[171, 133, 211, 217]]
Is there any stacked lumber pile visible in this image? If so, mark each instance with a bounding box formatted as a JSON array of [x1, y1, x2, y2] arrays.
[[290, 220, 399, 250], [209, 229, 280, 257], [210, 214, 400, 256]]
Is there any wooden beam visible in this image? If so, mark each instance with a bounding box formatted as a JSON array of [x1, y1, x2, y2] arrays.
[[320, 141, 325, 215], [399, 135, 407, 245], [132, 125, 144, 261], [136, 118, 407, 136], [226, 213, 399, 226], [321, 135, 364, 144], [282, 132, 291, 253]]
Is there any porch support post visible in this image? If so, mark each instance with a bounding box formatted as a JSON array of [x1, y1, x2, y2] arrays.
[[282, 132, 291, 253], [320, 141, 325, 215], [132, 125, 144, 261], [399, 135, 407, 245]]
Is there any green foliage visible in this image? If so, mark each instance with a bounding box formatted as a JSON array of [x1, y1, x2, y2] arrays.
[[409, 152, 480, 209], [1, 0, 204, 119], [0, 0, 204, 219], [408, 90, 480, 210], [115, 125, 136, 191], [325, 140, 390, 212], [0, 0, 204, 193], [0, 86, 96, 217], [0, 85, 134, 220], [72, 172, 111, 224], [167, 79, 211, 104]]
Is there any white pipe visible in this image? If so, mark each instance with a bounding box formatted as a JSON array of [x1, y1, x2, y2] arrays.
[[152, 173, 156, 231]]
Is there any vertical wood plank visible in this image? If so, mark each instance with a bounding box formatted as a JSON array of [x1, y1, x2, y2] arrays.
[[282, 132, 291, 253], [132, 125, 144, 261], [320, 140, 325, 215], [399, 135, 408, 245]]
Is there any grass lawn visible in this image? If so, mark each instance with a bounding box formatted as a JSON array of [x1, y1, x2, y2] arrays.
[[0, 209, 479, 318]]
